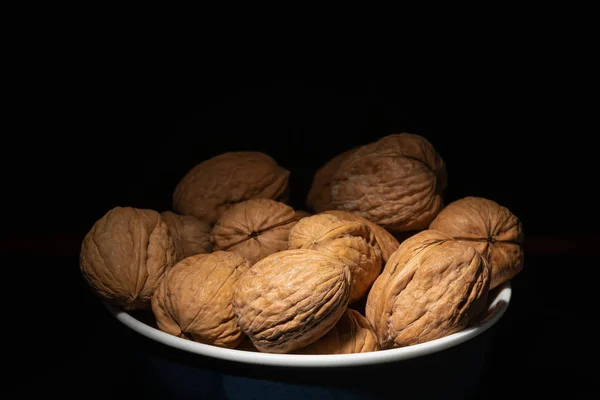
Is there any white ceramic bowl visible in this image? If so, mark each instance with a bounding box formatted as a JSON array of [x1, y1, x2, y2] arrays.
[[106, 281, 511, 368]]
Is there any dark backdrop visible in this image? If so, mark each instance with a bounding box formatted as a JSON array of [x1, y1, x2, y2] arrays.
[[5, 79, 596, 398], [5, 78, 594, 238]]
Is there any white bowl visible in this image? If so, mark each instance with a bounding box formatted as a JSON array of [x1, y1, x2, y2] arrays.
[[106, 281, 511, 368]]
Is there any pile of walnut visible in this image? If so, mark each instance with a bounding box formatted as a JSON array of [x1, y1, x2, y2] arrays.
[[80, 133, 524, 355]]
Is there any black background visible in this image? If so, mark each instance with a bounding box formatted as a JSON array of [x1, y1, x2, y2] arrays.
[[5, 78, 596, 398], [6, 78, 595, 237]]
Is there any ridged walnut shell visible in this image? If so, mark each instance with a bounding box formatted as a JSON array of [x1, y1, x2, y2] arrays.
[[288, 214, 382, 304], [161, 211, 212, 262], [210, 199, 300, 265], [80, 206, 176, 310], [151, 251, 251, 348], [307, 148, 358, 213], [173, 152, 290, 225], [322, 209, 400, 263], [232, 249, 351, 354], [366, 230, 490, 349], [295, 309, 380, 354], [429, 196, 524, 289], [331, 133, 447, 232]]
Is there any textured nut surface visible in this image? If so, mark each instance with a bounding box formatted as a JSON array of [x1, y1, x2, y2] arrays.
[[366, 230, 489, 349], [289, 214, 382, 303], [295, 210, 312, 219], [322, 209, 400, 263], [307, 148, 358, 213], [232, 249, 351, 354], [80, 207, 176, 310], [331, 133, 447, 232], [173, 152, 290, 224], [151, 251, 251, 348], [161, 211, 212, 262], [295, 309, 380, 354], [429, 196, 524, 289], [210, 199, 299, 265]]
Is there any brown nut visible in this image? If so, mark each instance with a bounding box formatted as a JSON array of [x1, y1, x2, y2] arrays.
[[151, 251, 251, 348], [295, 209, 312, 219], [366, 230, 490, 349], [161, 211, 212, 262], [173, 152, 290, 225], [429, 196, 524, 289], [295, 309, 380, 354], [392, 230, 420, 245], [80, 206, 176, 310], [288, 214, 382, 304], [210, 199, 300, 265], [232, 249, 351, 354], [331, 133, 447, 232], [307, 147, 358, 213], [322, 209, 400, 263]]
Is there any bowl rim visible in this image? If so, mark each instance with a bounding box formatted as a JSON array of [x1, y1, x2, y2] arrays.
[[105, 281, 511, 368]]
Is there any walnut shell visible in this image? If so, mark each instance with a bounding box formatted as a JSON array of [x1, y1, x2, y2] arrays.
[[151, 251, 251, 348], [322, 209, 400, 263], [232, 249, 351, 354], [80, 206, 176, 310], [295, 209, 312, 219], [288, 214, 382, 304], [210, 199, 300, 265], [295, 309, 380, 354], [429, 196, 524, 289], [173, 152, 290, 225], [392, 230, 420, 245], [307, 147, 358, 213], [160, 211, 212, 262], [330, 133, 447, 232], [366, 230, 490, 349]]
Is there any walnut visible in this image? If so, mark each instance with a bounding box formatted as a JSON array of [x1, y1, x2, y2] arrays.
[[294, 309, 380, 354], [330, 133, 447, 232], [429, 196, 524, 289], [366, 230, 490, 349], [295, 209, 312, 219], [232, 249, 351, 354], [322, 209, 400, 263], [79, 206, 176, 310], [307, 148, 358, 213], [288, 214, 382, 304], [160, 211, 212, 262], [392, 230, 420, 245], [210, 199, 300, 265], [151, 251, 251, 348], [173, 152, 290, 225]]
